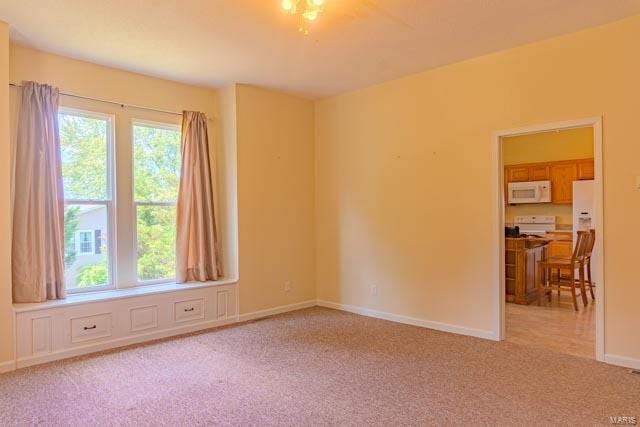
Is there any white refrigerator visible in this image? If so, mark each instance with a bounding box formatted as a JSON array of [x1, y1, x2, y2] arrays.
[[573, 180, 596, 280]]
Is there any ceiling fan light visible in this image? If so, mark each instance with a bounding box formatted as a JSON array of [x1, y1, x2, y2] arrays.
[[303, 10, 318, 21], [284, 0, 324, 33]]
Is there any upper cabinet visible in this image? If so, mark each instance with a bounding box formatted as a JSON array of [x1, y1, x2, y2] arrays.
[[577, 159, 595, 180], [505, 158, 594, 205], [506, 164, 552, 183], [507, 166, 530, 182], [529, 164, 550, 181], [550, 163, 578, 204]]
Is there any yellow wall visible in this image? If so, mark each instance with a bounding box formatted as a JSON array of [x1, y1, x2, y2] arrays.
[[236, 85, 316, 314], [315, 15, 640, 361], [0, 22, 12, 366], [503, 127, 594, 225], [503, 127, 594, 165]]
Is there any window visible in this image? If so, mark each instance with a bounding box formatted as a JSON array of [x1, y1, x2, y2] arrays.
[[76, 230, 95, 255], [59, 108, 181, 293], [133, 122, 181, 284], [60, 109, 114, 292]]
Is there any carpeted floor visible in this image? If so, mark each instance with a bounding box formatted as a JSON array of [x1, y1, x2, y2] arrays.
[[0, 307, 638, 426]]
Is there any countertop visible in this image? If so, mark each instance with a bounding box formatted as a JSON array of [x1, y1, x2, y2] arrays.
[[507, 232, 572, 242], [505, 236, 552, 250]]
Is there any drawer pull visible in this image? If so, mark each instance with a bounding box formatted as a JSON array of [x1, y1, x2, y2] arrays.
[[184, 307, 195, 312], [83, 325, 97, 330]]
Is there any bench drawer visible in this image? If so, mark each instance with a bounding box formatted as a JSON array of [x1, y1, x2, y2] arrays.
[[174, 298, 205, 323], [71, 313, 112, 344]]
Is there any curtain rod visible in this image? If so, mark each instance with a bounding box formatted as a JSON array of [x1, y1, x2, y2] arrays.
[[9, 83, 215, 121]]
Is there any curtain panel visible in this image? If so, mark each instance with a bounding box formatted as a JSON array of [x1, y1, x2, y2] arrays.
[[12, 81, 66, 302], [176, 111, 222, 283]]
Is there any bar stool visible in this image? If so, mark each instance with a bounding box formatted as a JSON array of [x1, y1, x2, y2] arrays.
[[537, 230, 590, 311], [558, 229, 596, 301]]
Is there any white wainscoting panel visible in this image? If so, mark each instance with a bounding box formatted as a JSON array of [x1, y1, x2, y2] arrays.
[[130, 305, 159, 333], [216, 290, 229, 319], [31, 316, 52, 356]]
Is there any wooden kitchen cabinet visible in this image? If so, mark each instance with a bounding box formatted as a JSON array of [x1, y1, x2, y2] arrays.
[[529, 164, 550, 181], [577, 159, 595, 180], [550, 163, 578, 204], [505, 158, 594, 205], [505, 238, 549, 305], [507, 166, 529, 182]]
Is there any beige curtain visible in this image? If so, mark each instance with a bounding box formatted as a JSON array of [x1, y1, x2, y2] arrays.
[[12, 81, 65, 302], [176, 111, 222, 282]]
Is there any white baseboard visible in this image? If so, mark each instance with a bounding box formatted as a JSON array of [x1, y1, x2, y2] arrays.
[[238, 300, 317, 323], [604, 354, 640, 370], [0, 359, 16, 373], [317, 300, 499, 341], [16, 316, 238, 369]]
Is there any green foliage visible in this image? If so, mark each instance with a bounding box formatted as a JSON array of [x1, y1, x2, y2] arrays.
[[133, 125, 181, 202], [63, 206, 80, 268], [136, 206, 177, 281], [76, 258, 108, 288], [59, 114, 108, 200], [133, 124, 181, 281]]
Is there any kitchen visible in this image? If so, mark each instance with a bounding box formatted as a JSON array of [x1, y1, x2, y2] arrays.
[[501, 126, 597, 358]]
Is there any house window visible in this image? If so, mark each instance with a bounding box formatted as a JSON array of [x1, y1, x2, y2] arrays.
[[76, 230, 95, 255], [133, 121, 181, 284], [60, 109, 114, 292]]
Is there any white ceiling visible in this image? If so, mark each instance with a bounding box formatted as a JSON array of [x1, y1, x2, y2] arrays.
[[1, 0, 639, 98]]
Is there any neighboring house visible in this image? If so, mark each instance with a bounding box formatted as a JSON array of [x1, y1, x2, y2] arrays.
[[65, 205, 108, 288]]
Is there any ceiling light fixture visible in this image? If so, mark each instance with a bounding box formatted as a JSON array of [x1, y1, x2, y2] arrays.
[[281, 0, 326, 35]]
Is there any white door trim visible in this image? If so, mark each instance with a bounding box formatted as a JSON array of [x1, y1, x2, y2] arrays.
[[491, 117, 604, 362]]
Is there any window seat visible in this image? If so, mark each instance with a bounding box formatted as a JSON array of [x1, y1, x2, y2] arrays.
[[13, 278, 239, 368], [13, 278, 238, 313]]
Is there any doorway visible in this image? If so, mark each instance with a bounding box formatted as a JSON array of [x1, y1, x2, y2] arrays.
[[493, 118, 604, 361]]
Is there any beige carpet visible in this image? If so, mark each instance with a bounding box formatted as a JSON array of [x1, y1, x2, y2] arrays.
[[0, 307, 638, 426]]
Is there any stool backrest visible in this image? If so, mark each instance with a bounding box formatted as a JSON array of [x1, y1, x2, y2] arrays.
[[572, 230, 591, 262]]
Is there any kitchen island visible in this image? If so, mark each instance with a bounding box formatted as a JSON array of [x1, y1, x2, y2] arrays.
[[505, 237, 551, 305]]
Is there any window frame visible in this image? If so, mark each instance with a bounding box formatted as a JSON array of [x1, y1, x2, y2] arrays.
[[131, 119, 182, 286], [60, 107, 117, 294]]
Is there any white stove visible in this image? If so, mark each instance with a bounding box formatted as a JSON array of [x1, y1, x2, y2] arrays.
[[513, 215, 556, 235]]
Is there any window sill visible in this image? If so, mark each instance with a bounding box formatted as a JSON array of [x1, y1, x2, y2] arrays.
[[13, 278, 239, 313]]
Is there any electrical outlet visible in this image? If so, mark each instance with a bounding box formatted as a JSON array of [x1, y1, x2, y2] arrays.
[[370, 284, 378, 296], [284, 281, 292, 293]]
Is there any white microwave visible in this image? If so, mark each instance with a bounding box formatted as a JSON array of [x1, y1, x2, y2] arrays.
[[507, 180, 551, 204]]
